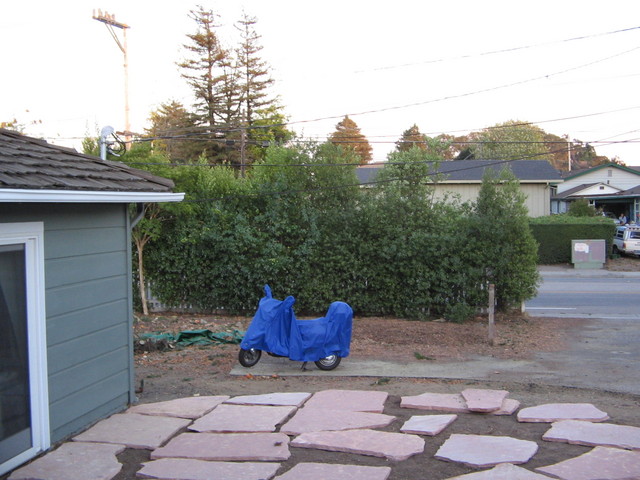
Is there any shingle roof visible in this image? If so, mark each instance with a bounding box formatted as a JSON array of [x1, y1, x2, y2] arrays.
[[356, 160, 562, 184], [0, 128, 174, 192]]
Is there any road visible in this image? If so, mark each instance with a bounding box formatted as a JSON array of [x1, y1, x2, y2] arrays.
[[526, 273, 640, 318]]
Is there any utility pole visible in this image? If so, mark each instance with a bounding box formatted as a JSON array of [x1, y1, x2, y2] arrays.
[[93, 9, 131, 149]]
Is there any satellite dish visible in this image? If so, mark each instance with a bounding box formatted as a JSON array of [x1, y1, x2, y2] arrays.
[[100, 125, 115, 139]]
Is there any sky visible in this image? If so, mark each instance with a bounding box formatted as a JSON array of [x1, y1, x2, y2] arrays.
[[2, 0, 640, 165]]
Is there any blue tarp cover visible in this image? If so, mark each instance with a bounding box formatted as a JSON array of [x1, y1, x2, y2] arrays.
[[240, 285, 353, 362]]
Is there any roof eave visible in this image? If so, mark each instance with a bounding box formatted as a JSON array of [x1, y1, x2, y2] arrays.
[[0, 189, 185, 203]]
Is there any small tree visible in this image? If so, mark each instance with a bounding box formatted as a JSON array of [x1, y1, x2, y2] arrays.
[[471, 167, 539, 310]]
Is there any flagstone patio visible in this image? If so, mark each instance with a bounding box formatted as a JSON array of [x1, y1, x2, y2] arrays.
[[7, 389, 640, 480]]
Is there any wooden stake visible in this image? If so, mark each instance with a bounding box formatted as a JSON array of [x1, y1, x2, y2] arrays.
[[488, 284, 495, 346]]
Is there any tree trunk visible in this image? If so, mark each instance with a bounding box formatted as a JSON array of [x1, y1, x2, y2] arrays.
[[135, 238, 149, 316]]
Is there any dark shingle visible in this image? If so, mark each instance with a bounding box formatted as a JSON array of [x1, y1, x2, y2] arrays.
[[0, 128, 175, 192]]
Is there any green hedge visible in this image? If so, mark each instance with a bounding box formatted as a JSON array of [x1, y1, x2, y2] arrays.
[[138, 146, 540, 318], [529, 215, 617, 264]]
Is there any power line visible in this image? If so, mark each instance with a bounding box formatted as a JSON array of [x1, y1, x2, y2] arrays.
[[354, 26, 640, 73]]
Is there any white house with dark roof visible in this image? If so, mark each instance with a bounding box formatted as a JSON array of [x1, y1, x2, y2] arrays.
[[0, 128, 183, 475], [552, 162, 640, 223], [357, 160, 563, 217]]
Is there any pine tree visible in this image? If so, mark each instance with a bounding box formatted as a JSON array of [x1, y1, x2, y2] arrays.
[[328, 116, 372, 164], [178, 6, 229, 129], [235, 12, 274, 127]]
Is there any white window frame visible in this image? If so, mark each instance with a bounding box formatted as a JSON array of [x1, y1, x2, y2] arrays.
[[0, 222, 50, 476]]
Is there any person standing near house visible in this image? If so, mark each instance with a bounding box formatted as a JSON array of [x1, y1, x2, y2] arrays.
[[619, 213, 628, 224]]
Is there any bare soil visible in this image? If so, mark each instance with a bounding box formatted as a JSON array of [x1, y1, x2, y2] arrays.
[[113, 257, 640, 479]]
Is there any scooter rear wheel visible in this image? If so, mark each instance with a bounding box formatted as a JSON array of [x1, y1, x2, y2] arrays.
[[314, 355, 341, 371], [238, 348, 262, 367]]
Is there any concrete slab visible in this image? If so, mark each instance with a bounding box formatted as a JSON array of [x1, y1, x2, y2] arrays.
[[137, 458, 281, 480], [281, 408, 395, 435], [291, 428, 424, 461], [401, 392, 469, 412], [151, 432, 291, 461], [225, 392, 311, 407], [536, 446, 640, 480], [128, 395, 229, 419], [303, 389, 388, 412], [274, 462, 392, 480], [73, 413, 191, 449], [445, 462, 554, 479], [189, 404, 296, 432], [8, 442, 125, 480], [400, 414, 457, 436], [461, 388, 509, 412], [435, 434, 538, 467], [518, 403, 609, 423], [543, 419, 640, 450]]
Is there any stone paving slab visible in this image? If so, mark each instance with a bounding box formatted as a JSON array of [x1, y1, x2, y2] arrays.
[[291, 428, 425, 461], [400, 414, 457, 436], [8, 442, 125, 480], [543, 419, 640, 450], [189, 404, 296, 432], [281, 408, 395, 435], [517, 403, 609, 423], [461, 388, 509, 412], [151, 432, 291, 461], [536, 445, 640, 480], [303, 389, 388, 412], [225, 392, 311, 407], [273, 462, 392, 480], [401, 392, 470, 412], [73, 413, 191, 449], [495, 398, 521, 415], [137, 458, 281, 480], [127, 395, 229, 419], [445, 462, 554, 479], [435, 433, 539, 467]]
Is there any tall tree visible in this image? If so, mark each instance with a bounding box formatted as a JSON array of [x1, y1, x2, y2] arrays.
[[468, 120, 551, 161], [178, 6, 229, 129], [235, 12, 274, 127], [328, 115, 372, 164]]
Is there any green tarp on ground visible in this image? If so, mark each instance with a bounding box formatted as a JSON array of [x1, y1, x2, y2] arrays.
[[137, 329, 245, 346]]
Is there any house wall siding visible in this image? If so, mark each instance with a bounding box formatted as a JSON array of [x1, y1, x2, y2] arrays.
[[432, 183, 550, 217], [0, 203, 133, 443], [559, 168, 640, 193]]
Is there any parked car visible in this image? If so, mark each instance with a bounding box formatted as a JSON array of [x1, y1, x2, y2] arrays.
[[612, 225, 640, 256]]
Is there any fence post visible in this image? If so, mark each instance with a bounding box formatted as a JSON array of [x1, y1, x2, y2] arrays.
[[488, 283, 496, 346]]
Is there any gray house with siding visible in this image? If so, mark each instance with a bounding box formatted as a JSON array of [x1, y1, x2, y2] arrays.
[[0, 128, 183, 475]]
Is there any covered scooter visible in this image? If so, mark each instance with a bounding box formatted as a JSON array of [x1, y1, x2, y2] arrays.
[[238, 285, 353, 371]]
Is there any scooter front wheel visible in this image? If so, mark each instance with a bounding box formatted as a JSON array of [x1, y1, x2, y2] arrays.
[[314, 354, 341, 371], [238, 348, 262, 367]]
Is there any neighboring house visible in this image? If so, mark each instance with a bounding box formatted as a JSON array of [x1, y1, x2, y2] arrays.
[[357, 160, 562, 217], [553, 162, 640, 222], [0, 129, 183, 475]]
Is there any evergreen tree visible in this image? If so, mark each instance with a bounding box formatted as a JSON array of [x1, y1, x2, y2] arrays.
[[396, 124, 427, 152], [470, 120, 551, 161], [178, 6, 229, 129], [145, 101, 203, 163], [328, 115, 372, 164], [470, 167, 539, 310], [235, 12, 274, 127]]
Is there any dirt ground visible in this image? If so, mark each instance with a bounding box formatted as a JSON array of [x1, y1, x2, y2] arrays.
[[111, 258, 640, 479]]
